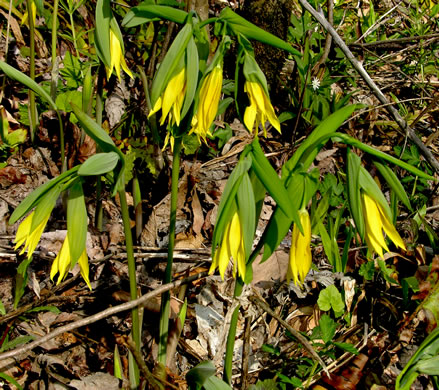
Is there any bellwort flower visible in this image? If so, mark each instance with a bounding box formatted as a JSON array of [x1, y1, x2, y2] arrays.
[[362, 193, 406, 258], [14, 211, 50, 258], [209, 212, 246, 280], [21, 1, 36, 26], [50, 235, 92, 290], [107, 29, 133, 80], [149, 67, 187, 127], [190, 64, 223, 142], [287, 209, 312, 285], [244, 80, 281, 136]]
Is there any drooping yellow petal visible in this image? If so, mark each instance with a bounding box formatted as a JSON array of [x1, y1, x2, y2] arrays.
[[161, 68, 186, 125], [14, 211, 50, 258], [14, 212, 33, 250], [51, 236, 71, 284], [78, 250, 92, 290], [107, 29, 133, 80], [288, 210, 312, 285], [378, 204, 406, 250]]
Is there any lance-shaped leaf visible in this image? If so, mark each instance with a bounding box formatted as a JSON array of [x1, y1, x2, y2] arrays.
[[219, 8, 301, 56], [82, 65, 93, 114], [396, 326, 439, 390], [95, 0, 112, 67], [67, 180, 87, 265], [30, 185, 61, 233], [373, 159, 412, 211], [123, 4, 188, 27], [251, 139, 300, 228], [150, 23, 193, 105], [211, 156, 251, 255], [261, 171, 305, 262], [0, 61, 57, 110], [347, 149, 365, 240], [236, 172, 256, 261], [333, 133, 435, 181], [180, 36, 199, 119], [283, 105, 359, 177], [78, 152, 120, 176], [9, 167, 80, 225]]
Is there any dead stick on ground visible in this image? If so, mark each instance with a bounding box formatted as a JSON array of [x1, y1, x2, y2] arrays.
[[0, 271, 208, 362], [249, 295, 330, 377], [297, 0, 439, 174]]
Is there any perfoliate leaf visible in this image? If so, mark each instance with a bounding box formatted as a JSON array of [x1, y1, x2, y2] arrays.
[[237, 172, 256, 263], [181, 36, 199, 120], [30, 185, 61, 233], [14, 257, 33, 308], [67, 181, 87, 265], [95, 0, 112, 67], [78, 152, 120, 176], [0, 61, 57, 110]]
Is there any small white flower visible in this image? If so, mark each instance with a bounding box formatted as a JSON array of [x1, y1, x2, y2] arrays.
[[312, 77, 320, 91]]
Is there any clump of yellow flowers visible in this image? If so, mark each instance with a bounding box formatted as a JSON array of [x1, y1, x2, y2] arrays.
[[361, 193, 406, 258], [287, 209, 312, 285]]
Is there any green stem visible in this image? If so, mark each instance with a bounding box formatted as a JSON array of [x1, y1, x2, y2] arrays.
[[50, 0, 59, 101], [158, 137, 182, 366], [118, 187, 140, 383], [27, 0, 37, 142], [94, 65, 105, 230], [223, 278, 244, 384]]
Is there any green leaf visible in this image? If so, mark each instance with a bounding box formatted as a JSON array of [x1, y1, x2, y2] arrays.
[[67, 181, 87, 265], [27, 305, 61, 314], [9, 167, 79, 225], [219, 8, 301, 56], [283, 105, 359, 176], [95, 0, 112, 67], [204, 376, 233, 390], [186, 360, 216, 387], [55, 90, 82, 112], [181, 36, 199, 120], [237, 172, 256, 262], [211, 156, 251, 254], [359, 261, 375, 280], [317, 285, 345, 315], [30, 185, 61, 233], [150, 23, 192, 105], [0, 61, 57, 110], [318, 221, 334, 267], [319, 314, 336, 344], [14, 257, 33, 308], [377, 259, 398, 285], [114, 345, 124, 380], [78, 152, 120, 176], [251, 139, 299, 227], [0, 372, 24, 390], [0, 299, 5, 315], [123, 4, 188, 27], [347, 149, 365, 240], [334, 133, 434, 181], [82, 65, 94, 114], [333, 342, 359, 355], [260, 172, 304, 263], [373, 159, 411, 210], [248, 379, 279, 390]]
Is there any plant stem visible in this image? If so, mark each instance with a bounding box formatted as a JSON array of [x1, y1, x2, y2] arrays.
[[223, 277, 244, 384], [50, 0, 59, 101], [158, 136, 182, 366], [118, 187, 140, 383], [27, 0, 37, 142]]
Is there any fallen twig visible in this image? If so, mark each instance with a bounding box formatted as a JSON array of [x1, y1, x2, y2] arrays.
[[249, 295, 330, 377], [0, 271, 208, 362], [297, 0, 439, 174]]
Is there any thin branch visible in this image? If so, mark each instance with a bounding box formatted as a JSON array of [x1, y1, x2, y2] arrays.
[[249, 295, 330, 377], [297, 0, 439, 174], [0, 272, 208, 362]]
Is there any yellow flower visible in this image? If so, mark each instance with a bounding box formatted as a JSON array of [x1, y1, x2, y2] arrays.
[[243, 81, 280, 136], [149, 67, 187, 127], [21, 1, 36, 26], [287, 209, 312, 285], [190, 64, 223, 142], [14, 211, 50, 258], [209, 211, 246, 280], [50, 235, 92, 290], [362, 193, 406, 258], [107, 29, 133, 80]]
